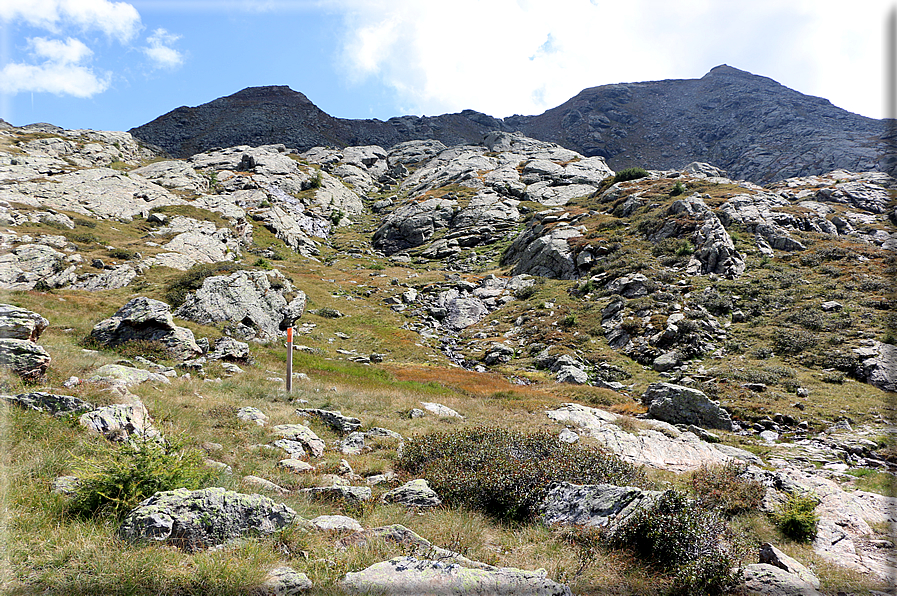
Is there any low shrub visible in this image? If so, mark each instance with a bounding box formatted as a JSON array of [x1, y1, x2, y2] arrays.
[[314, 307, 343, 319], [69, 436, 214, 519], [396, 427, 643, 522], [690, 461, 765, 516], [613, 167, 649, 183], [608, 490, 745, 596], [773, 329, 818, 355], [560, 314, 577, 329], [66, 231, 100, 245], [108, 248, 137, 260], [773, 492, 819, 543], [652, 238, 695, 258], [670, 181, 686, 196], [164, 261, 244, 307]]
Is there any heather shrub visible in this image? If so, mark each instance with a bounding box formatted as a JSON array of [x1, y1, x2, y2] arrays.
[[613, 167, 649, 183], [690, 461, 765, 516], [396, 427, 643, 522], [69, 436, 214, 519], [608, 490, 744, 595], [773, 492, 819, 542], [652, 238, 694, 258], [773, 329, 818, 355]]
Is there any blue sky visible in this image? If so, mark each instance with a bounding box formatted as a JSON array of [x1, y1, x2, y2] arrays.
[[0, 1, 894, 132]]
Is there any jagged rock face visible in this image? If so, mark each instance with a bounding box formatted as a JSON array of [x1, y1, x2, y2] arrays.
[[130, 66, 890, 184], [652, 195, 745, 278], [174, 270, 306, 342], [501, 209, 586, 279]]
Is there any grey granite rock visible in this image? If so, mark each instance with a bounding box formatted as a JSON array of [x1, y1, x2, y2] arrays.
[[340, 556, 572, 596], [89, 297, 201, 360], [118, 487, 297, 552]]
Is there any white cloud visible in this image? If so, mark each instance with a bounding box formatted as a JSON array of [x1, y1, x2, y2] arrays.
[[0, 36, 110, 97], [0, 0, 141, 43], [30, 36, 93, 65], [333, 0, 892, 119], [143, 28, 184, 69]]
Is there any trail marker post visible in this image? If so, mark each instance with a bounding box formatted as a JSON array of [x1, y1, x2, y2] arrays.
[[286, 326, 293, 394]]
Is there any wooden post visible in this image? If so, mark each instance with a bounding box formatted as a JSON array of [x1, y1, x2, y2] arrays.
[[286, 326, 293, 394]]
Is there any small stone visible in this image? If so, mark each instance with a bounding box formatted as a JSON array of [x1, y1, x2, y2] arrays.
[[242, 475, 289, 494], [259, 566, 313, 595], [309, 515, 364, 533], [277, 459, 314, 473]]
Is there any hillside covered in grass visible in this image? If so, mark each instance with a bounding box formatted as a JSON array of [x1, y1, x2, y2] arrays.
[[0, 121, 895, 595]]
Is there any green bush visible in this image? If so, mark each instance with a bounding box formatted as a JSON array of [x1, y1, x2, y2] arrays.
[[164, 261, 244, 307], [613, 167, 649, 183], [773, 492, 819, 542], [397, 427, 643, 522], [773, 329, 818, 355], [308, 171, 323, 189], [690, 461, 765, 516], [66, 231, 100, 245], [670, 181, 686, 196], [652, 238, 695, 258], [314, 307, 343, 319], [108, 248, 137, 260], [69, 436, 214, 519], [608, 490, 744, 596]]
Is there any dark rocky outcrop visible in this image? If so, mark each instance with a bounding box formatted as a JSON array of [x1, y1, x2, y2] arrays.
[[131, 66, 891, 184]]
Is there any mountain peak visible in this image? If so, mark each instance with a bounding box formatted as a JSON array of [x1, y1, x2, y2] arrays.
[[130, 69, 889, 182]]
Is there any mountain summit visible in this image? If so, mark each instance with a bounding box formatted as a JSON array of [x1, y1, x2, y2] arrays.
[[130, 66, 891, 183]]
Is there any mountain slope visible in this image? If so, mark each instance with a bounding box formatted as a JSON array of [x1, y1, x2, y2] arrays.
[[130, 66, 891, 183]]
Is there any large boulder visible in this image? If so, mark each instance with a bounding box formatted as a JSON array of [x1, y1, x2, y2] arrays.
[[89, 297, 201, 360], [545, 403, 755, 473], [0, 338, 51, 379], [174, 270, 306, 342], [741, 563, 823, 596], [853, 341, 896, 392], [118, 487, 298, 552], [0, 304, 49, 341], [340, 556, 572, 596], [0, 244, 78, 290], [642, 382, 734, 431], [382, 479, 442, 508], [1, 392, 93, 417], [372, 197, 455, 255], [272, 424, 325, 458], [542, 482, 664, 534], [501, 211, 584, 279], [79, 396, 160, 441]]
